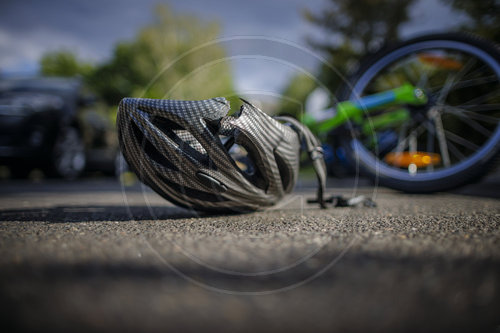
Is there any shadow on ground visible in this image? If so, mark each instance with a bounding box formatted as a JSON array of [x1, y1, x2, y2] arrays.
[[0, 253, 499, 332], [0, 205, 199, 222], [451, 177, 500, 199]]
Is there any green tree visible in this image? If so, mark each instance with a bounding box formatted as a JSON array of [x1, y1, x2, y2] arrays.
[[40, 50, 93, 77], [303, 0, 415, 92], [277, 74, 317, 118], [442, 0, 500, 42], [87, 4, 236, 106], [40, 4, 237, 108], [277, 0, 415, 117]]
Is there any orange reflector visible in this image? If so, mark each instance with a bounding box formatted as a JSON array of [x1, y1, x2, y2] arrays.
[[385, 152, 441, 168], [418, 54, 463, 70]]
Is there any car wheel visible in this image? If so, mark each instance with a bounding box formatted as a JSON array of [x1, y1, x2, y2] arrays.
[[45, 127, 86, 179]]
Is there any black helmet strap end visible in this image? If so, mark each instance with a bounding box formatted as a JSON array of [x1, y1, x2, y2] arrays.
[[275, 116, 376, 209]]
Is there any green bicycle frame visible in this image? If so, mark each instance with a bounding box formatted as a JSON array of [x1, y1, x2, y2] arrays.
[[304, 83, 428, 135]]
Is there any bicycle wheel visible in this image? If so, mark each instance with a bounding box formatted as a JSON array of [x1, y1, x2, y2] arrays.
[[338, 33, 500, 192]]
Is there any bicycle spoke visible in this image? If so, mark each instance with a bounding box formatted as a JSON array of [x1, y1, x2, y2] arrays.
[[416, 64, 431, 90], [446, 140, 467, 161], [461, 63, 490, 80], [399, 55, 420, 87], [430, 110, 451, 167], [458, 103, 500, 112], [408, 130, 419, 174], [460, 89, 500, 106], [450, 111, 494, 137], [441, 106, 500, 124], [436, 57, 477, 105], [436, 73, 456, 105], [428, 75, 498, 91], [423, 121, 436, 171], [389, 123, 425, 155], [444, 129, 480, 151], [409, 131, 417, 153], [451, 75, 498, 90], [396, 121, 409, 153], [352, 35, 500, 184]]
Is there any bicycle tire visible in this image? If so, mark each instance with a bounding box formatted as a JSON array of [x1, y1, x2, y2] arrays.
[[337, 32, 500, 193]]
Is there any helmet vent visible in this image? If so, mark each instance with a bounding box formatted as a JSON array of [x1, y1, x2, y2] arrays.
[[153, 116, 210, 167], [228, 143, 255, 175], [274, 149, 293, 192], [227, 141, 267, 190], [130, 121, 179, 171]]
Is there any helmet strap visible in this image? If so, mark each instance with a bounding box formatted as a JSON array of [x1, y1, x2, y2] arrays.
[[275, 116, 376, 209], [274, 116, 327, 208]]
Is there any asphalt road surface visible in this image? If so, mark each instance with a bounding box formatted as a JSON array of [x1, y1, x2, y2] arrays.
[[0, 175, 499, 332]]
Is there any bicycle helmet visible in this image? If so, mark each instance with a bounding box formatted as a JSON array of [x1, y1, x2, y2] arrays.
[[117, 97, 328, 213]]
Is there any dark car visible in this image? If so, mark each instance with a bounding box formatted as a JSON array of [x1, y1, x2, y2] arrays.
[[0, 77, 117, 179]]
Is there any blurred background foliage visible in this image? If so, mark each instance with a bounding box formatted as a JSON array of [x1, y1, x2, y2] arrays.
[[276, 0, 416, 118], [41, 51, 94, 78], [304, 0, 415, 91], [39, 1, 499, 120], [277, 74, 317, 118], [276, 0, 500, 118], [40, 4, 238, 114], [444, 0, 500, 42]]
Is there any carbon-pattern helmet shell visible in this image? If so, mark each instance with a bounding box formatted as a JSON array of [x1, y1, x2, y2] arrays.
[[117, 97, 303, 213]]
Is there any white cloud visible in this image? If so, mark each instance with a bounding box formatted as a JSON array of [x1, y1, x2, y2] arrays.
[[0, 28, 103, 73]]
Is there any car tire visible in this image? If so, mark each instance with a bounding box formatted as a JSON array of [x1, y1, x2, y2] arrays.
[[44, 127, 86, 179]]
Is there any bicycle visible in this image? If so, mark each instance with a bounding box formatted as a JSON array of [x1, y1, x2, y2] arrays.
[[303, 33, 500, 193]]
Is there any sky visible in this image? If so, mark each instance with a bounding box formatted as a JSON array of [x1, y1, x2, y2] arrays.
[[0, 0, 467, 95]]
